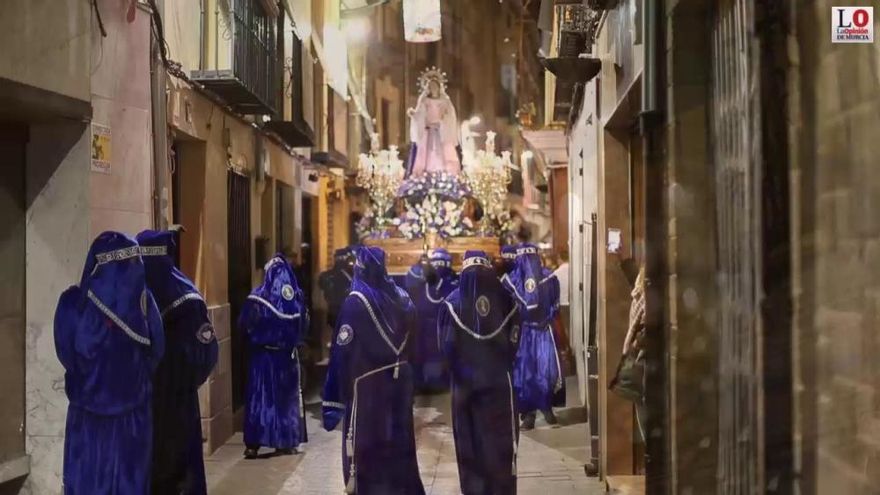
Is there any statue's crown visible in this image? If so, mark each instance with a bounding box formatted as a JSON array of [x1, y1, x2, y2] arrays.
[[418, 66, 448, 94]]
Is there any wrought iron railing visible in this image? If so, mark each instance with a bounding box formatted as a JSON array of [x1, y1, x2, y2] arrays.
[[230, 0, 278, 113], [555, 3, 601, 56], [197, 0, 279, 114]]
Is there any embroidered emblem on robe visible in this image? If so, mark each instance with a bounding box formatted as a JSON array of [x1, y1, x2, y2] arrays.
[[282, 284, 295, 301], [525, 278, 537, 293], [475, 296, 491, 317], [337, 324, 354, 345], [197, 323, 216, 344]]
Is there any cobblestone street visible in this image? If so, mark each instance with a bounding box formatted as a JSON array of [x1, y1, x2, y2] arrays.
[[206, 386, 603, 495]]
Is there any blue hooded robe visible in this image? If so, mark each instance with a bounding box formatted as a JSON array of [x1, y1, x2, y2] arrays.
[[240, 254, 308, 451], [322, 247, 425, 495], [502, 244, 563, 414], [318, 247, 355, 328], [55, 232, 165, 494], [405, 248, 458, 391], [136, 230, 218, 495], [438, 251, 520, 495]]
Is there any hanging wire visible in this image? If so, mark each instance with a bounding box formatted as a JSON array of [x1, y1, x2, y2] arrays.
[[93, 0, 108, 38]]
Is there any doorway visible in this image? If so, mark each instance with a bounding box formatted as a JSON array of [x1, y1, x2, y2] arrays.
[[227, 171, 252, 414], [0, 124, 27, 472]]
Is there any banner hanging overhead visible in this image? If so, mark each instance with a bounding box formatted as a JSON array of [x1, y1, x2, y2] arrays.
[[403, 0, 442, 43]]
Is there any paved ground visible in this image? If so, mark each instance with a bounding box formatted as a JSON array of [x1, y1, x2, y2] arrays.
[[206, 383, 604, 494]]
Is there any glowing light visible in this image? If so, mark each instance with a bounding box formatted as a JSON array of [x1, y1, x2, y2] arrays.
[[469, 116, 482, 126], [344, 17, 371, 44], [323, 25, 349, 97]]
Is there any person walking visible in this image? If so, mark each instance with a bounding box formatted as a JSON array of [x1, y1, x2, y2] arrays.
[[55, 232, 165, 494], [502, 244, 563, 430], [405, 248, 458, 392], [438, 251, 520, 495], [240, 254, 308, 458], [137, 229, 218, 494], [322, 247, 425, 495]]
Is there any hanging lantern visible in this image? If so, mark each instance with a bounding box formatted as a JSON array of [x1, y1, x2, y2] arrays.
[[403, 0, 442, 43]]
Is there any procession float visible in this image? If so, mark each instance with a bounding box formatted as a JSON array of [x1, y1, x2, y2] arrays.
[[354, 68, 514, 272]]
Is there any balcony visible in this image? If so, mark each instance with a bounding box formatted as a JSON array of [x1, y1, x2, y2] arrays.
[[548, 3, 601, 123], [192, 0, 280, 116], [265, 29, 316, 147]]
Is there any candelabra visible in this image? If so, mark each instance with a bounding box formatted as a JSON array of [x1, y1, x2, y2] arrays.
[[462, 131, 513, 235], [356, 143, 404, 228]]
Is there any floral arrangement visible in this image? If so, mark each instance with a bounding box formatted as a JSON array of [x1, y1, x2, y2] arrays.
[[395, 194, 474, 240], [355, 208, 395, 240], [398, 171, 471, 201]]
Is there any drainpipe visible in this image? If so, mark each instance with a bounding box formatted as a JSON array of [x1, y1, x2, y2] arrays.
[[150, 0, 169, 230], [640, 0, 667, 493], [199, 0, 207, 71]]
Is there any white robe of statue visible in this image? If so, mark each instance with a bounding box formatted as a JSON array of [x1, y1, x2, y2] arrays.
[[408, 82, 461, 177]]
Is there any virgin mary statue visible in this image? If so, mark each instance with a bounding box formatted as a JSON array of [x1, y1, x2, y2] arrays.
[[406, 67, 461, 178]]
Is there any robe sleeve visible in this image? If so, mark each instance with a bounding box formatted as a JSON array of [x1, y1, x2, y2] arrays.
[[437, 302, 456, 361], [508, 303, 523, 360], [54, 286, 82, 372], [177, 305, 219, 387], [322, 296, 356, 431], [548, 277, 561, 319], [146, 292, 166, 372]]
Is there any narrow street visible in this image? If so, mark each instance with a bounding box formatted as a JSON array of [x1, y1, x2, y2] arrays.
[[206, 381, 603, 495]]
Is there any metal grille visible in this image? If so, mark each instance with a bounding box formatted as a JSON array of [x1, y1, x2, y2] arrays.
[[231, 0, 278, 112], [711, 0, 763, 493], [227, 171, 252, 410]]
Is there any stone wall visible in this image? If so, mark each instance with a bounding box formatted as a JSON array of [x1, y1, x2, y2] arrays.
[[24, 123, 91, 495], [791, 1, 880, 493], [89, 0, 154, 237], [662, 1, 720, 492]]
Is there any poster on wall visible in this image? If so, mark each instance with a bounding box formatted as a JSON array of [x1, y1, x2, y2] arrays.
[[90, 123, 111, 174]]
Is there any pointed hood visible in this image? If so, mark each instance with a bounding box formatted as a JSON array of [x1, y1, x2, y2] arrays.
[[502, 243, 557, 316], [248, 253, 303, 320], [136, 230, 204, 318], [351, 246, 412, 334], [79, 231, 153, 346]]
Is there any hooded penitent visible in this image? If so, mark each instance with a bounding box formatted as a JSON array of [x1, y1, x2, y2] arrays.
[[500, 244, 518, 276], [319, 246, 356, 328], [240, 254, 308, 451], [55, 232, 165, 495], [137, 230, 218, 495], [502, 244, 563, 414], [438, 251, 520, 495], [405, 248, 458, 390], [322, 247, 425, 495]]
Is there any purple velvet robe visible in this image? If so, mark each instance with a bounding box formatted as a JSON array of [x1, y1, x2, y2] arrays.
[[55, 232, 166, 495], [502, 244, 563, 414], [405, 249, 458, 391], [240, 254, 308, 450], [439, 251, 520, 495], [322, 247, 425, 495]]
